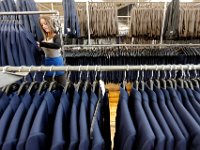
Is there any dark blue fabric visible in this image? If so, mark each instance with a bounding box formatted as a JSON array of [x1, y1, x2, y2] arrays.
[[62, 0, 80, 37], [145, 86, 174, 150], [68, 91, 80, 150], [14, 22, 26, 66], [185, 88, 200, 116], [0, 94, 10, 118], [17, 92, 45, 150], [154, 86, 187, 150], [90, 91, 105, 150], [129, 88, 155, 150], [26, 91, 60, 150], [0, 21, 8, 66], [114, 88, 136, 150], [101, 91, 112, 150], [167, 87, 200, 150], [51, 91, 71, 150], [140, 90, 166, 150], [0, 93, 22, 149], [177, 87, 200, 125], [6, 21, 15, 66], [193, 87, 200, 104], [161, 88, 190, 145], [2, 91, 33, 150], [10, 22, 20, 66], [129, 89, 155, 150], [79, 90, 90, 150]]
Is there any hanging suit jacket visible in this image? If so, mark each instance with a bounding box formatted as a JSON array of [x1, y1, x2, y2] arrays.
[[145, 86, 174, 150], [0, 93, 22, 149], [68, 90, 81, 150], [2, 91, 33, 150], [154, 86, 187, 150], [167, 87, 200, 150], [140, 90, 166, 150], [129, 88, 155, 150], [17, 92, 45, 150], [90, 91, 105, 150], [51, 92, 72, 150], [114, 88, 136, 150], [26, 91, 60, 150], [161, 88, 190, 143], [79, 90, 90, 150]]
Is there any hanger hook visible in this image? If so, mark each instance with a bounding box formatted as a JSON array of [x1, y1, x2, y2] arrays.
[[162, 65, 166, 80], [187, 65, 191, 79], [94, 65, 98, 81], [99, 66, 102, 80], [41, 66, 46, 81], [78, 65, 82, 81], [49, 66, 56, 81], [86, 65, 89, 79], [141, 65, 144, 81], [150, 69, 154, 80], [193, 65, 198, 79], [156, 65, 160, 80]]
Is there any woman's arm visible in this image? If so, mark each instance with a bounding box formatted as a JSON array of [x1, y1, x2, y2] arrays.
[[40, 34, 61, 49]]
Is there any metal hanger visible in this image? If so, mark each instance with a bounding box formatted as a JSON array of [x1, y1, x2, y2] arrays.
[[37, 67, 49, 94], [75, 65, 83, 92], [160, 65, 167, 89], [171, 65, 177, 89], [92, 65, 98, 93], [48, 66, 58, 91], [28, 66, 39, 93], [166, 65, 174, 88], [154, 65, 161, 89], [63, 66, 71, 93], [191, 65, 199, 88], [122, 65, 129, 89], [186, 65, 194, 90], [17, 66, 30, 96]]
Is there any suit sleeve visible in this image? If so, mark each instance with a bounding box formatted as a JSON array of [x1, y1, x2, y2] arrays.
[[40, 35, 61, 49]]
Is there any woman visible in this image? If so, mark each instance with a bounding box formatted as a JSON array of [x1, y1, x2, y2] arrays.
[[38, 16, 65, 87]]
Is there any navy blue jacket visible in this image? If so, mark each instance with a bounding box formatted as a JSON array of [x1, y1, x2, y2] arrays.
[[0, 93, 22, 149], [114, 88, 136, 150], [177, 87, 200, 125], [79, 90, 90, 150], [167, 87, 200, 150], [17, 92, 45, 150], [68, 91, 80, 150], [161, 88, 189, 145], [51, 92, 71, 150], [90, 91, 105, 150], [140, 90, 166, 150], [145, 86, 174, 150], [26, 91, 60, 150], [129, 88, 155, 150], [2, 91, 33, 150], [154, 86, 186, 150]]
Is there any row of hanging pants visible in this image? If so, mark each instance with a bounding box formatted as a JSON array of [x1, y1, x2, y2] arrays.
[[0, 81, 111, 150], [114, 84, 200, 150]]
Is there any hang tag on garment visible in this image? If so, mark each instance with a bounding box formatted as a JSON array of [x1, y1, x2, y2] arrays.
[[0, 72, 23, 88]]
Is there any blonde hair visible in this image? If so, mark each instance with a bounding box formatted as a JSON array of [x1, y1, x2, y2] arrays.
[[39, 16, 56, 39]]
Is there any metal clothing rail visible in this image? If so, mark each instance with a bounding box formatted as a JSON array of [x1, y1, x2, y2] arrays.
[[0, 65, 200, 72], [0, 10, 58, 15], [64, 43, 200, 48]]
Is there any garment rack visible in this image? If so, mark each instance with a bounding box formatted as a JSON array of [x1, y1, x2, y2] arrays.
[[0, 65, 200, 72], [0, 10, 58, 15], [64, 43, 200, 48]]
